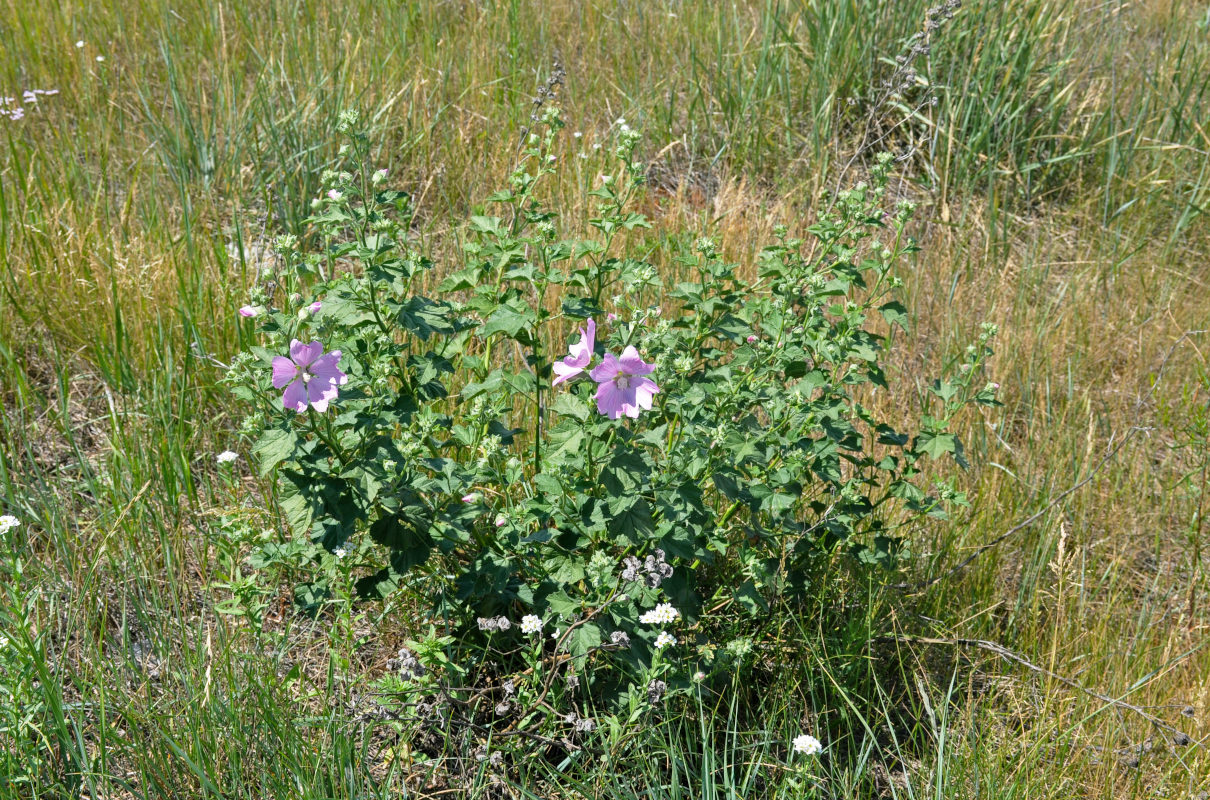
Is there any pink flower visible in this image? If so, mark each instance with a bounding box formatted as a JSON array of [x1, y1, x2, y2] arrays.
[[271, 339, 348, 413], [308, 301, 322, 314], [746, 334, 758, 344], [239, 305, 265, 318], [552, 318, 596, 386], [590, 346, 659, 419]]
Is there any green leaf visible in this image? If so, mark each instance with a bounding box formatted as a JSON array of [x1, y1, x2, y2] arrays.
[[253, 427, 301, 477], [552, 392, 589, 422], [569, 622, 603, 664], [916, 431, 957, 461], [369, 508, 433, 568], [547, 590, 580, 616], [608, 497, 653, 544], [879, 300, 909, 330], [460, 369, 504, 400], [482, 305, 534, 340], [276, 470, 317, 536], [469, 215, 504, 236], [561, 296, 601, 319], [398, 296, 457, 340], [545, 556, 585, 585], [733, 580, 768, 616]]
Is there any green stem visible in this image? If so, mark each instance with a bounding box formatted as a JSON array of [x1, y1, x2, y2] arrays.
[[307, 409, 348, 466]]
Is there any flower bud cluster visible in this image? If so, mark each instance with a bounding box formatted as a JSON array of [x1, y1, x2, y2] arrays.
[[477, 616, 513, 632], [620, 549, 674, 588]]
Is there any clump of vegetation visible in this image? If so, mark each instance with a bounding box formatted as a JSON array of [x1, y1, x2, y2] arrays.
[[226, 108, 997, 768]]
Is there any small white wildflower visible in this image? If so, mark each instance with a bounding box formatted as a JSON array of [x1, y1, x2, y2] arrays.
[[75, 40, 84, 48], [0, 515, 21, 534], [654, 631, 677, 649], [639, 603, 681, 626], [333, 547, 348, 559], [520, 615, 543, 635], [792, 734, 823, 756], [95, 55, 104, 62], [573, 131, 582, 138], [215, 450, 238, 465]]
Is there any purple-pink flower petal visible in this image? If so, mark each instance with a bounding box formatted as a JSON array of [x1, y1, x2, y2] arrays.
[[589, 352, 621, 383], [569, 319, 595, 363], [309, 351, 347, 386], [272, 356, 299, 389], [594, 380, 627, 419], [616, 346, 654, 376], [307, 379, 340, 413], [289, 339, 323, 368], [552, 319, 597, 386], [633, 376, 660, 410], [282, 379, 309, 412], [552, 360, 585, 386]]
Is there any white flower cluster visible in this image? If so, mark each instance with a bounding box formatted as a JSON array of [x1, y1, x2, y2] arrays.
[[639, 603, 680, 626], [653, 631, 677, 649], [216, 450, 239, 464], [519, 614, 543, 635], [0, 515, 20, 535], [792, 733, 823, 756]]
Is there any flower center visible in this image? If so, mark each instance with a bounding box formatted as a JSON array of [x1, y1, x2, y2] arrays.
[[615, 375, 631, 390], [302, 371, 313, 383]]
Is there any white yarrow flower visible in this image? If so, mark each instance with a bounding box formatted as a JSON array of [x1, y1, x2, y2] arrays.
[[333, 547, 348, 559], [639, 603, 680, 626], [792, 734, 822, 756], [653, 631, 677, 649], [520, 615, 543, 635], [0, 515, 20, 534], [216, 450, 238, 465]]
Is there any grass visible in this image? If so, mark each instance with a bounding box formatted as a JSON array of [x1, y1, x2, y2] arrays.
[[1, 0, 1209, 796]]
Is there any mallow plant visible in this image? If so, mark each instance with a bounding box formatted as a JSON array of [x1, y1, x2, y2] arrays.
[[223, 107, 998, 763]]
